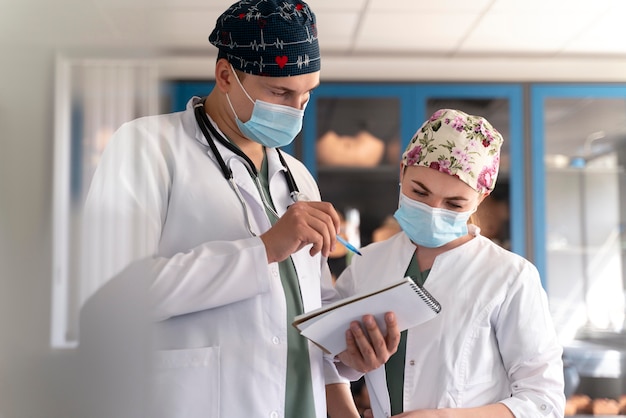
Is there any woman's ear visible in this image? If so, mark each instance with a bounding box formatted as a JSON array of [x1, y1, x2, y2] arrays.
[[214, 58, 233, 93], [477, 191, 490, 206]]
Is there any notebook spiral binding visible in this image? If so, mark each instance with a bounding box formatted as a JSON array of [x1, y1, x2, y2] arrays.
[[408, 280, 442, 313]]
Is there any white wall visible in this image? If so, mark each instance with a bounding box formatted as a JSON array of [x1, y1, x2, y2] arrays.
[[0, 46, 79, 418]]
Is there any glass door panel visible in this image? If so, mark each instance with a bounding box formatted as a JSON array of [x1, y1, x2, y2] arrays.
[[532, 88, 626, 340]]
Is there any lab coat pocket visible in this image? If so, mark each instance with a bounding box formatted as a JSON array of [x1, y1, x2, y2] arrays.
[[462, 325, 498, 385], [151, 346, 220, 418]]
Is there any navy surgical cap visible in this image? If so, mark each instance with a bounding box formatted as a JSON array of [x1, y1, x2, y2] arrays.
[[209, 0, 320, 77]]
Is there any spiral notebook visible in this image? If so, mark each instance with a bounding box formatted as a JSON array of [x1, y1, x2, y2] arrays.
[[293, 277, 441, 356]]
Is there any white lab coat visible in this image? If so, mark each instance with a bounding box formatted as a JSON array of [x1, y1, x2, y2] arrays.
[[334, 229, 566, 418], [81, 97, 344, 418]]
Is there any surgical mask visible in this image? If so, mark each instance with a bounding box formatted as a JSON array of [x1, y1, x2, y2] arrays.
[[393, 192, 474, 248], [226, 66, 305, 148]]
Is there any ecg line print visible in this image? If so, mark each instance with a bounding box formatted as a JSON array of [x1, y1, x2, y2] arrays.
[[214, 1, 320, 72]]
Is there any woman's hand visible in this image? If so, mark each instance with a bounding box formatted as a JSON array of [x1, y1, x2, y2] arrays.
[[336, 312, 400, 373]]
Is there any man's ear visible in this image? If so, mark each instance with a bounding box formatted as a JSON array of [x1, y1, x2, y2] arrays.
[[214, 58, 233, 93]]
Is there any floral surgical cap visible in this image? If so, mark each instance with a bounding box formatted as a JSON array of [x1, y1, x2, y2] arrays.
[[208, 0, 320, 77], [402, 108, 503, 193]]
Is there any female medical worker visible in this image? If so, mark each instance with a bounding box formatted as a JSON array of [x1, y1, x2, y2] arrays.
[[334, 109, 566, 418]]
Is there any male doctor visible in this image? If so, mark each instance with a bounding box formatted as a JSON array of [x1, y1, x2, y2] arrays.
[[80, 1, 399, 417]]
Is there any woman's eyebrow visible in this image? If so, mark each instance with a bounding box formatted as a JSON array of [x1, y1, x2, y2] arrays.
[[411, 179, 470, 201], [411, 180, 430, 192]]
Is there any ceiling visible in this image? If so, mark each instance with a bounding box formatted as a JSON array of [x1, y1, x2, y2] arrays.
[[4, 0, 626, 161], [3, 0, 626, 58]]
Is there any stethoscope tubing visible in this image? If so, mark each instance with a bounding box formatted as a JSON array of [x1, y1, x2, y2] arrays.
[[194, 99, 361, 256], [194, 99, 301, 236]]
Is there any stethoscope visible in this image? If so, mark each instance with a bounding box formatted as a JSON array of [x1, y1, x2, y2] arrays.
[[193, 99, 308, 237]]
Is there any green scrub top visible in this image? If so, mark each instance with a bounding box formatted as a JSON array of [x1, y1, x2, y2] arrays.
[[259, 155, 316, 418], [385, 253, 430, 415]]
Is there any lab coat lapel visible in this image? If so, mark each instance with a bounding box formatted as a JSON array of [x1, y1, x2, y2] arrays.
[[191, 100, 263, 211], [290, 250, 322, 313], [266, 149, 292, 217], [227, 157, 271, 234], [197, 123, 270, 235], [266, 149, 322, 312]]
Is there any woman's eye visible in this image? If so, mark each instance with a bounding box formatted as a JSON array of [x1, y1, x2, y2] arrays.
[[414, 190, 427, 197]]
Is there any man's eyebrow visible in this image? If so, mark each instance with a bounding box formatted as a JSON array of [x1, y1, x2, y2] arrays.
[[269, 85, 293, 92], [266, 82, 320, 93]]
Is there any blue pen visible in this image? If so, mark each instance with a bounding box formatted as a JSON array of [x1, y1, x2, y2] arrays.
[[336, 235, 362, 256]]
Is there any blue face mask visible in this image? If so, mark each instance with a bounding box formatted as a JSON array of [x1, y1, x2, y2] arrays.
[[226, 66, 305, 148], [393, 193, 474, 248]]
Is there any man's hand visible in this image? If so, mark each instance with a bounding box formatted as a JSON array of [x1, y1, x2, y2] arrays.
[[336, 312, 400, 373], [260, 200, 341, 263]]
